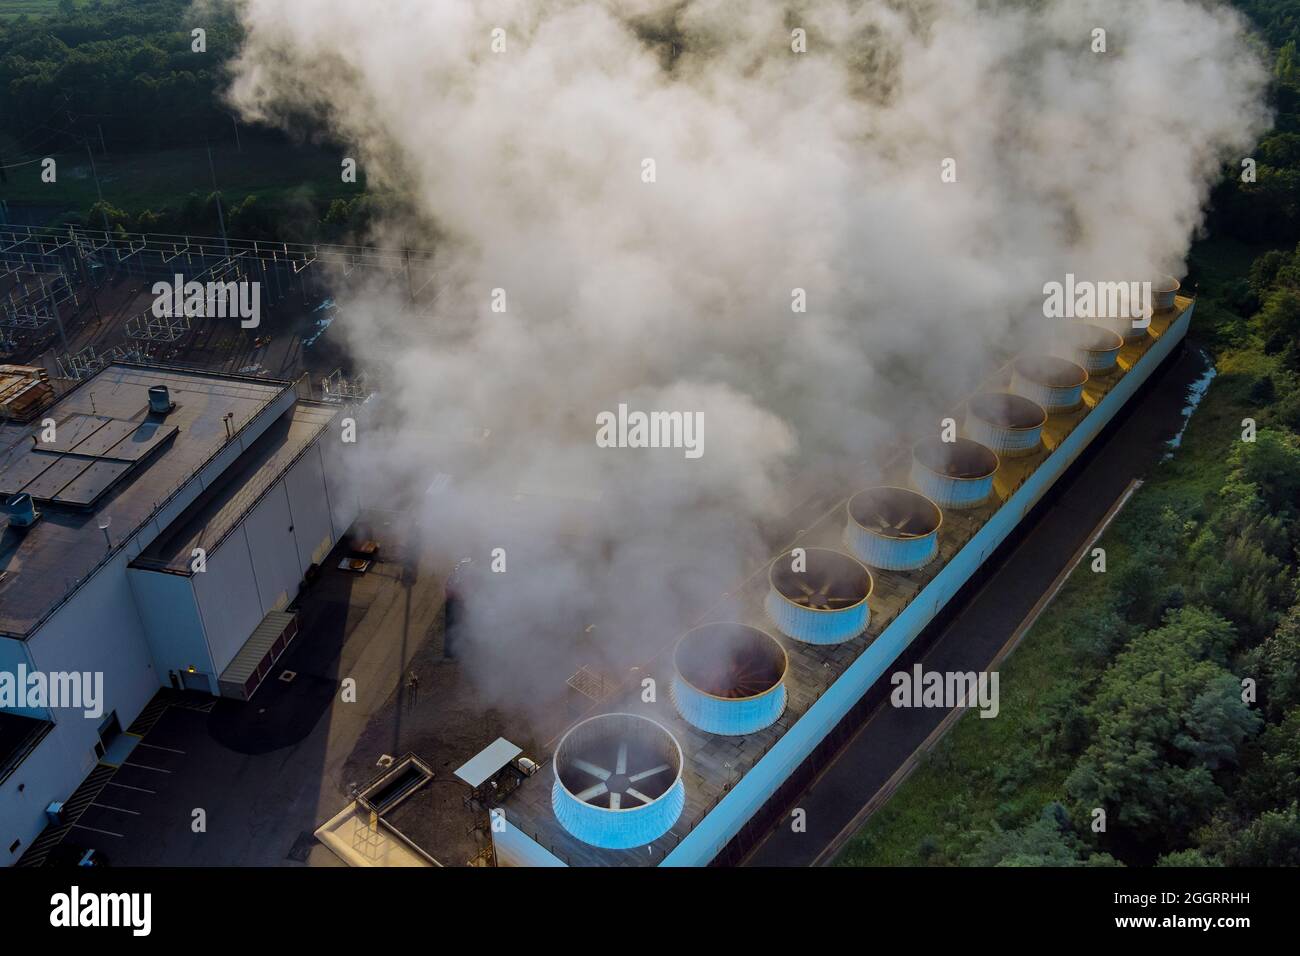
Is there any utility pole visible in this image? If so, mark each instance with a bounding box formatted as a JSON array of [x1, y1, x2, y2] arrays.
[[86, 143, 111, 234], [231, 115, 242, 153], [207, 144, 229, 256], [97, 123, 107, 155]]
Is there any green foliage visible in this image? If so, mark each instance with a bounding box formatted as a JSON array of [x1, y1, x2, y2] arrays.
[[1155, 848, 1219, 867], [1236, 706, 1300, 811], [1221, 803, 1300, 865], [0, 1, 241, 153], [963, 803, 1121, 867], [1243, 605, 1300, 719], [1064, 608, 1260, 841]]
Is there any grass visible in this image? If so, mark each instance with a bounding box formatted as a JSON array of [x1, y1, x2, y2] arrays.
[[835, 244, 1267, 866]]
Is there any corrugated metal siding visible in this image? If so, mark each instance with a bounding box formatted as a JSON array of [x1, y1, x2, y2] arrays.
[[218, 609, 297, 698], [670, 677, 786, 736], [764, 589, 870, 645], [910, 460, 994, 510], [964, 416, 1043, 458], [844, 523, 938, 571], [1011, 372, 1084, 413]]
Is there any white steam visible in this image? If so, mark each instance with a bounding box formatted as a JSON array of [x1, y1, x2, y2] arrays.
[[222, 0, 1269, 709]]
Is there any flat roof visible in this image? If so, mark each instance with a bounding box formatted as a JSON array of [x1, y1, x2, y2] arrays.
[[454, 738, 522, 789], [133, 401, 337, 572], [0, 364, 291, 638], [495, 301, 1191, 867]]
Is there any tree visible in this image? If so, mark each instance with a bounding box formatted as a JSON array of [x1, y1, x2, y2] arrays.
[[1065, 608, 1259, 843], [1243, 604, 1300, 720], [1222, 804, 1300, 866], [1236, 707, 1300, 813], [964, 803, 1121, 867], [1155, 849, 1219, 867]]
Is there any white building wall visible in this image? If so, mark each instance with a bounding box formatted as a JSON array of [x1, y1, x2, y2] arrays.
[[2, 731, 68, 865], [126, 568, 213, 691], [285, 444, 338, 568], [243, 481, 304, 613], [2, 550, 159, 865], [0, 637, 44, 718], [319, 414, 362, 539], [192, 530, 265, 677]]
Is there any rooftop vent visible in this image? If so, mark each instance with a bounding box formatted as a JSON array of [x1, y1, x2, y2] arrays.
[[964, 392, 1047, 459], [671, 623, 788, 735], [147, 385, 174, 415], [1055, 323, 1123, 376], [551, 713, 685, 850], [765, 547, 872, 645], [5, 492, 40, 528], [911, 436, 999, 510], [845, 486, 942, 571], [1011, 355, 1088, 413]]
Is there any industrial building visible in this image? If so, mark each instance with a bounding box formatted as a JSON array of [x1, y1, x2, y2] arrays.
[[0, 362, 358, 865], [488, 294, 1194, 866]]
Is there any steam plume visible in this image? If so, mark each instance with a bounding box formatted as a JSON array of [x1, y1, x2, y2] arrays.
[[221, 0, 1270, 712]]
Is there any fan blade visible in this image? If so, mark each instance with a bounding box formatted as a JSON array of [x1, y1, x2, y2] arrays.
[[616, 741, 628, 776], [573, 758, 610, 780], [575, 782, 608, 802], [629, 763, 670, 783], [625, 787, 653, 806], [609, 792, 622, 810]]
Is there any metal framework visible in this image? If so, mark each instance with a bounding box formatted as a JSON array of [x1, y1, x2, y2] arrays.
[[0, 224, 436, 394], [55, 343, 143, 381], [0, 224, 437, 282], [320, 368, 368, 402], [0, 271, 78, 331]]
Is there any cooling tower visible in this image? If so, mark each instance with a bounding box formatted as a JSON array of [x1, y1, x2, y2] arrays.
[[964, 392, 1047, 458], [1152, 275, 1180, 313], [551, 713, 686, 850], [670, 623, 788, 735], [844, 486, 942, 571], [1011, 355, 1088, 413], [765, 547, 873, 645], [1058, 323, 1124, 376], [910, 436, 999, 510]]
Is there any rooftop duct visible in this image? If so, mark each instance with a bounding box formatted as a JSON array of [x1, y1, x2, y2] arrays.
[[844, 486, 942, 571], [910, 436, 999, 510], [964, 392, 1047, 459], [1011, 355, 1088, 413], [1056, 323, 1123, 376], [551, 713, 685, 850], [671, 622, 788, 735], [5, 492, 40, 528], [147, 385, 174, 415], [765, 547, 872, 645]]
